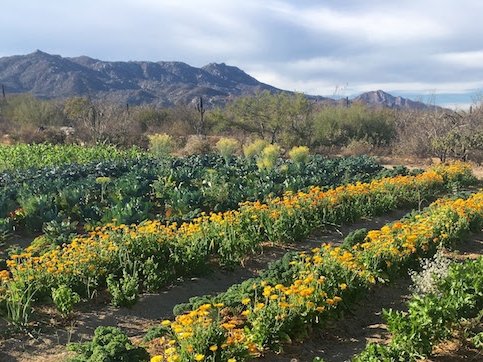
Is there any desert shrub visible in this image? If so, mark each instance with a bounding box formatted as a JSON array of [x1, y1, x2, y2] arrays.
[[181, 135, 212, 155], [313, 104, 396, 148], [341, 138, 373, 156]]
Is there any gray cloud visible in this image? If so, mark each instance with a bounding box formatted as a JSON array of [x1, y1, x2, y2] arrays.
[[1, 0, 482, 104]]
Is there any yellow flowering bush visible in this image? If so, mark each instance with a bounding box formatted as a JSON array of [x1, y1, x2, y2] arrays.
[[148, 133, 174, 158], [215, 138, 239, 165], [242, 139, 269, 159], [288, 146, 310, 165]]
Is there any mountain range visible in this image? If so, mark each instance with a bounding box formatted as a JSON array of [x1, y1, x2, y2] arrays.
[[0, 50, 434, 109]]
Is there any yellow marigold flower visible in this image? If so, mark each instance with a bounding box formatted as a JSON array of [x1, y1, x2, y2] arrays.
[[209, 345, 218, 352], [198, 304, 211, 311], [242, 298, 251, 305], [167, 354, 180, 362], [151, 355, 163, 362], [194, 354, 205, 361], [241, 310, 251, 316], [164, 347, 176, 355], [333, 296, 342, 303], [339, 283, 347, 290], [221, 322, 236, 330], [228, 359, 237, 362], [161, 320, 171, 326]]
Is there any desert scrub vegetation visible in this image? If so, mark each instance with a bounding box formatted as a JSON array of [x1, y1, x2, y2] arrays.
[[1, 91, 482, 162]]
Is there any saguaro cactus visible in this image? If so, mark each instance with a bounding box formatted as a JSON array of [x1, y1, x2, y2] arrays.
[[195, 96, 206, 137]]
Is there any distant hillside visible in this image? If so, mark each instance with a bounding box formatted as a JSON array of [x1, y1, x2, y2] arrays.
[[352, 90, 437, 110], [0, 50, 288, 106], [0, 51, 435, 109]]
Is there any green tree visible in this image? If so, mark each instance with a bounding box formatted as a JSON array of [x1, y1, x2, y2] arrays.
[[228, 91, 314, 146]]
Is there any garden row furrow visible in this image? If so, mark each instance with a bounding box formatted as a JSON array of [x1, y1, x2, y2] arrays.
[[0, 163, 474, 325], [142, 190, 483, 362], [0, 153, 386, 237]]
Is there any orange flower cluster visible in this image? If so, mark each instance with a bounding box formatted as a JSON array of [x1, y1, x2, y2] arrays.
[[0, 163, 472, 310], [150, 189, 482, 361]]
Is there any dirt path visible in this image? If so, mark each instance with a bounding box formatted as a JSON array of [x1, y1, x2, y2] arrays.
[[0, 209, 412, 362]]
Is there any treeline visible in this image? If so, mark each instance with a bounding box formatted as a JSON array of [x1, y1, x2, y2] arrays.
[[0, 91, 482, 162]]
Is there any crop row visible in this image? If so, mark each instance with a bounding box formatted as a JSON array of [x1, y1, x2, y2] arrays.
[[141, 191, 483, 362], [0, 162, 474, 325], [0, 143, 142, 172], [0, 154, 388, 236], [354, 256, 483, 361]]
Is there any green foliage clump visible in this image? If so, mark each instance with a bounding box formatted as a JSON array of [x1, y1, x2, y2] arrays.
[[4, 280, 37, 326], [0, 143, 142, 172], [106, 271, 139, 308], [52, 284, 80, 317], [42, 219, 78, 245], [341, 228, 368, 250], [68, 326, 149, 362], [354, 257, 483, 361]]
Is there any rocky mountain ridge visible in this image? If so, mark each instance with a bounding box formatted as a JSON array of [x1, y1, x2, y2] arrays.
[[0, 51, 434, 109]]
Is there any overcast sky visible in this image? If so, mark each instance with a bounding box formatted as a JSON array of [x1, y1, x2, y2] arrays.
[[1, 0, 483, 107]]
